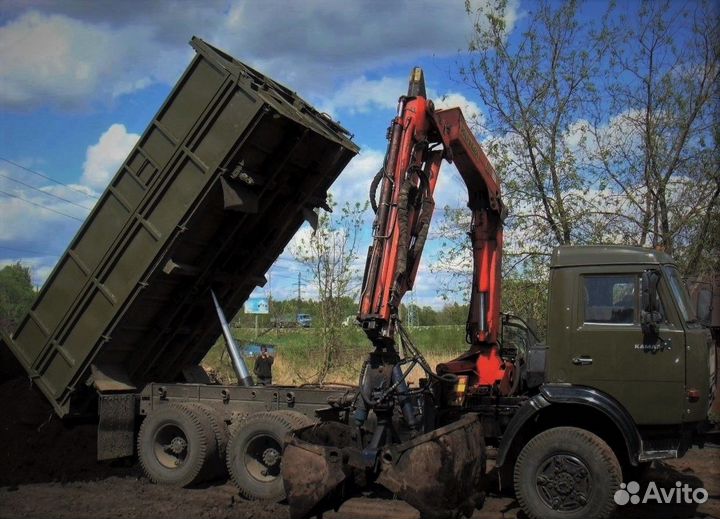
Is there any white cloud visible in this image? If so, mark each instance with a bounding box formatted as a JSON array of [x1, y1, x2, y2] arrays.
[[434, 162, 469, 211], [329, 148, 384, 208], [0, 121, 138, 285], [0, 1, 521, 110], [319, 73, 488, 131], [0, 166, 88, 285], [320, 76, 406, 117], [0, 11, 188, 109], [82, 124, 139, 189], [219, 1, 479, 91], [0, 169, 87, 241], [434, 92, 485, 127], [0, 12, 169, 109]]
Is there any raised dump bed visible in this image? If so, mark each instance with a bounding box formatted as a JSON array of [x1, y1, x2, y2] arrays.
[[2, 37, 358, 417]]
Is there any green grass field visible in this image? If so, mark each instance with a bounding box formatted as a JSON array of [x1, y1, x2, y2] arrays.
[[202, 325, 470, 385]]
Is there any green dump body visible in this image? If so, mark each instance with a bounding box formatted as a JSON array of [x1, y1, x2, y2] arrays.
[[1, 37, 359, 417]]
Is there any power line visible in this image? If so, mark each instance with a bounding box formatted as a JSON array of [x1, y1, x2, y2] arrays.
[[0, 173, 93, 211], [0, 156, 99, 200], [269, 272, 299, 280], [0, 245, 61, 257], [0, 189, 84, 222]]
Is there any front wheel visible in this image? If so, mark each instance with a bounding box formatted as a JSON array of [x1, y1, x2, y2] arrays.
[[513, 426, 621, 519]]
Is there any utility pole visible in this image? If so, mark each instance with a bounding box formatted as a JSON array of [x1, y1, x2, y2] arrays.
[[409, 291, 418, 327], [297, 272, 301, 315]]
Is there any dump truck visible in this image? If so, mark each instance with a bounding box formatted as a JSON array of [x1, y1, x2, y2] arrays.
[[2, 40, 715, 519], [1, 37, 358, 498], [280, 69, 717, 519]]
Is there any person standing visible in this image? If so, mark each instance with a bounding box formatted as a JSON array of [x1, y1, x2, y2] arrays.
[[253, 345, 273, 385]]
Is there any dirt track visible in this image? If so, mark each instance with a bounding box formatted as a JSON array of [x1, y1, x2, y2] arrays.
[[1, 376, 718, 519]]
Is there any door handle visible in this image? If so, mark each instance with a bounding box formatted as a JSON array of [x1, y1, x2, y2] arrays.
[[572, 356, 593, 366]]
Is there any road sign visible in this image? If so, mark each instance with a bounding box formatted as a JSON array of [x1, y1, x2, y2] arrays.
[[244, 297, 269, 314]]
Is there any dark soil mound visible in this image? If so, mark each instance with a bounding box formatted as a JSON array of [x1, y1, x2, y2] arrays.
[[0, 376, 137, 486], [0, 341, 25, 381]]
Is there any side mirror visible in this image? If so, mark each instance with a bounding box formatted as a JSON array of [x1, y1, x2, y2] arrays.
[[641, 270, 660, 313], [641, 270, 662, 341]]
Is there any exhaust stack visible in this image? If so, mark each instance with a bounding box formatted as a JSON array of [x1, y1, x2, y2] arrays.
[[211, 290, 254, 386]]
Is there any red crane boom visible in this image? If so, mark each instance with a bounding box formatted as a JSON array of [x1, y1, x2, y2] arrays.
[[358, 68, 506, 387]]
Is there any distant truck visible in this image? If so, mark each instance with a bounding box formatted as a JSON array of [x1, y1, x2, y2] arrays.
[[296, 313, 312, 327], [0, 37, 357, 499], [270, 313, 312, 328]]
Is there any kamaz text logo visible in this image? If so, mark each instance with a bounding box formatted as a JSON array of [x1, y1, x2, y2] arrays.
[[614, 480, 708, 506]]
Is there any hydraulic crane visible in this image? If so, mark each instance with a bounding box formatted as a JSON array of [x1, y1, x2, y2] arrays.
[[282, 68, 510, 519], [358, 67, 509, 391]]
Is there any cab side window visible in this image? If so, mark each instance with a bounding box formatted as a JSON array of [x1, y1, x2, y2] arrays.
[[583, 275, 636, 324]]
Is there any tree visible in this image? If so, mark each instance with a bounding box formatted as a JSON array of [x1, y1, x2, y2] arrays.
[[460, 0, 607, 255], [432, 0, 610, 321], [433, 0, 718, 321], [292, 200, 368, 383], [0, 262, 35, 335], [584, 0, 719, 274]]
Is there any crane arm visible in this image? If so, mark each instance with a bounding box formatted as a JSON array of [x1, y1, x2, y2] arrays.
[[358, 68, 505, 358], [283, 68, 511, 519], [435, 107, 504, 348]]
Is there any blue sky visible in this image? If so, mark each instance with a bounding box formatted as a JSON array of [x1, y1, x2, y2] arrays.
[[3, 0, 712, 312], [0, 0, 514, 307]]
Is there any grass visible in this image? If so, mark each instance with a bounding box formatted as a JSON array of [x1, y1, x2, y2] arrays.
[[201, 325, 471, 386]]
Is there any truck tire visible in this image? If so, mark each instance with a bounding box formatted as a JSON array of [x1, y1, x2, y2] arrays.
[[226, 411, 314, 501], [228, 412, 251, 437], [137, 403, 217, 487], [276, 410, 316, 430], [187, 403, 229, 478], [513, 426, 621, 519]]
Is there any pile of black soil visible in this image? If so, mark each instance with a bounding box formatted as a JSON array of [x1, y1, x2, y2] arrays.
[[0, 341, 24, 381], [0, 375, 138, 486]]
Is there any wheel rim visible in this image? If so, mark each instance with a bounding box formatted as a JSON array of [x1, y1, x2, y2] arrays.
[[153, 424, 189, 469], [535, 453, 591, 512], [243, 433, 282, 482]]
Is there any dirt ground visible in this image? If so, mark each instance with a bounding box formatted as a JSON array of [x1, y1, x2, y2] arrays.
[[1, 376, 718, 519]]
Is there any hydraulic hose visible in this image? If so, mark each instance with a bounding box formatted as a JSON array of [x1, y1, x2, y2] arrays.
[[369, 167, 383, 214]]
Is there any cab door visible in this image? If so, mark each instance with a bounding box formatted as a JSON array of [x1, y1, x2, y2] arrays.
[[566, 269, 685, 425]]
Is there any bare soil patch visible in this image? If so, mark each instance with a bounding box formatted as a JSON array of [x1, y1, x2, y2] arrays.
[[1, 374, 717, 519]]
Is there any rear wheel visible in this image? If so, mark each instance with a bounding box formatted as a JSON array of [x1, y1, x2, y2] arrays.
[[513, 426, 621, 519], [137, 403, 217, 487], [226, 410, 314, 501], [187, 403, 229, 478]]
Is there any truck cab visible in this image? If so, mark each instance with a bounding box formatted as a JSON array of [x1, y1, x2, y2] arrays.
[[491, 245, 715, 519], [546, 245, 715, 429], [296, 313, 312, 328]]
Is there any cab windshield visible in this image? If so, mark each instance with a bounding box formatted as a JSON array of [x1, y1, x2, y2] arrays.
[[663, 266, 697, 324]]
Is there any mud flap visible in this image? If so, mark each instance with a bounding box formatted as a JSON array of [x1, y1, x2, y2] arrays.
[[282, 414, 486, 519], [377, 414, 486, 519]]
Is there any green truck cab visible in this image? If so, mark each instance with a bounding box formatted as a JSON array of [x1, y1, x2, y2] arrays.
[[546, 245, 714, 427], [493, 245, 715, 519]]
